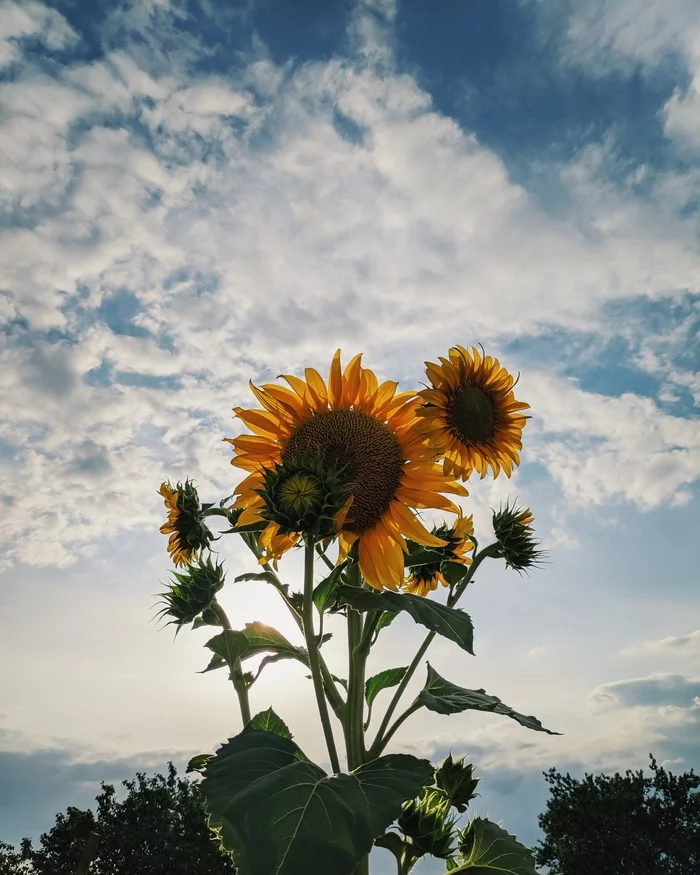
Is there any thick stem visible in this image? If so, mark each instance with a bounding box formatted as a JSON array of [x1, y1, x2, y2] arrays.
[[211, 599, 252, 725], [303, 539, 342, 774], [368, 545, 497, 757], [345, 560, 368, 771]]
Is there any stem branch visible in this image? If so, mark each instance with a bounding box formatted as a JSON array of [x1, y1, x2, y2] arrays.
[[303, 539, 341, 774], [369, 545, 496, 757], [211, 599, 252, 725]]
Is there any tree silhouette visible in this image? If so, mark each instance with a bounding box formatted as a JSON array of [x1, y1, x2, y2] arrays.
[[2, 764, 236, 875], [535, 754, 700, 875]]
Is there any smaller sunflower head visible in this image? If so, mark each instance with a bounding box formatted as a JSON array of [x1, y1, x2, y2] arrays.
[[434, 754, 480, 814], [159, 480, 213, 567], [492, 502, 546, 572], [156, 554, 225, 633], [257, 452, 351, 542], [417, 345, 530, 480], [403, 513, 474, 596], [398, 787, 457, 859]]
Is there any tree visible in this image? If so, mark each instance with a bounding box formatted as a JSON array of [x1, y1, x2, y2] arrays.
[[535, 754, 700, 875], [2, 764, 236, 875]]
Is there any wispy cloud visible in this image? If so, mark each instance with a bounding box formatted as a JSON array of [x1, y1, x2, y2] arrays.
[[621, 629, 700, 657], [591, 672, 700, 708]]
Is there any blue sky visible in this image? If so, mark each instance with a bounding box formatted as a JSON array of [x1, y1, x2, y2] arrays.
[[0, 0, 699, 871]]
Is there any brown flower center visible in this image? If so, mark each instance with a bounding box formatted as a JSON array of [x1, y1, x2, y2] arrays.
[[447, 385, 495, 445], [282, 409, 404, 532]]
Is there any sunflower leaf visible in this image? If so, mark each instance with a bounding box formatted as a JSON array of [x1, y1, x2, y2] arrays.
[[337, 586, 475, 655], [235, 571, 280, 585], [201, 729, 434, 875], [451, 817, 538, 873], [312, 562, 347, 613], [246, 708, 293, 739], [202, 623, 308, 674], [418, 664, 561, 735], [185, 753, 212, 774], [365, 667, 408, 708]]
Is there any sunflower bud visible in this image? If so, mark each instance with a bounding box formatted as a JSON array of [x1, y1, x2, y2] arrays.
[[492, 502, 546, 572], [398, 788, 457, 859], [403, 513, 474, 597], [156, 554, 225, 632], [258, 452, 350, 541], [159, 480, 214, 566], [435, 754, 480, 813]]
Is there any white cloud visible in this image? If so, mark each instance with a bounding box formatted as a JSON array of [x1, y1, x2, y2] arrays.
[[0, 0, 78, 68], [0, 0, 698, 572], [528, 374, 700, 509], [622, 629, 700, 657], [591, 672, 700, 708]]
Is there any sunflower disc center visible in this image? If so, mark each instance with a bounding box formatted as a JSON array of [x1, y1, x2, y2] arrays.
[[447, 385, 495, 445], [282, 409, 404, 532]]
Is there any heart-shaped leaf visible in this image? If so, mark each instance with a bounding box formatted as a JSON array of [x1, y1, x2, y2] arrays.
[[201, 729, 433, 875], [451, 817, 538, 873], [365, 667, 408, 708], [337, 586, 474, 655], [418, 665, 560, 735], [246, 708, 293, 739]]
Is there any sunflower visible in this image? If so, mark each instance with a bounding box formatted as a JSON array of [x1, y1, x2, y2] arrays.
[[403, 513, 474, 596], [226, 350, 468, 590], [159, 480, 212, 566], [417, 345, 530, 479]]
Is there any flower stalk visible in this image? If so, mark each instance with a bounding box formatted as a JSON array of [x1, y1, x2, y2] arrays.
[[303, 538, 341, 774]]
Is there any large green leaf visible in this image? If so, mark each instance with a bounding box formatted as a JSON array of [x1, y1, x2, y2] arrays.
[[246, 708, 293, 739], [201, 729, 433, 875], [337, 586, 474, 655], [451, 817, 538, 873], [365, 667, 408, 708], [202, 622, 308, 673], [418, 665, 560, 735]]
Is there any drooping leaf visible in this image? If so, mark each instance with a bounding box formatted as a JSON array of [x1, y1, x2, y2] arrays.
[[418, 665, 560, 735], [246, 708, 293, 739], [365, 667, 408, 708], [186, 753, 213, 774], [337, 586, 474, 655], [312, 563, 347, 613], [201, 729, 433, 875], [451, 817, 538, 873]]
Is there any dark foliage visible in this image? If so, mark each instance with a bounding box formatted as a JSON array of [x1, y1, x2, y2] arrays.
[[2, 764, 236, 875], [535, 754, 700, 875]]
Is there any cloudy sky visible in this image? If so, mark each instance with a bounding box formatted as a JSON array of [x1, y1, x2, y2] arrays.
[[1, 0, 699, 870]]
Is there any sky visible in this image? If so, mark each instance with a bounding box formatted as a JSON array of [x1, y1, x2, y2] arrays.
[[0, 0, 699, 871]]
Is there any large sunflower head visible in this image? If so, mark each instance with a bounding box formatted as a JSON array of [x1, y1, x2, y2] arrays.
[[403, 513, 474, 596], [226, 350, 468, 590], [416, 345, 530, 480], [159, 480, 213, 567]]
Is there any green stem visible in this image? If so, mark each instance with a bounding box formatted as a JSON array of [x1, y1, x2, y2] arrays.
[[345, 559, 368, 771], [303, 539, 342, 774], [368, 545, 496, 758], [239, 531, 346, 717], [353, 857, 370, 875], [211, 599, 252, 725]]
